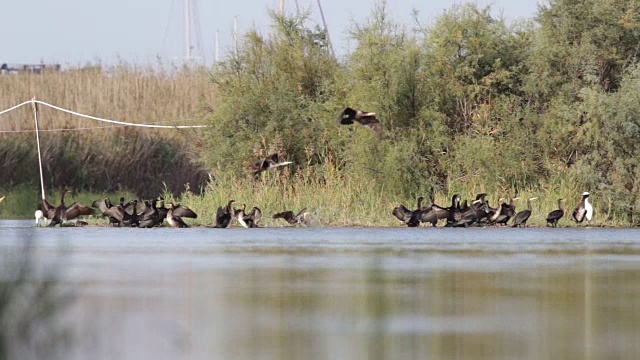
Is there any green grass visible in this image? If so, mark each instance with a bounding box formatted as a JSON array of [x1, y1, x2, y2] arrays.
[[0, 186, 136, 220], [0, 175, 629, 227], [0, 179, 629, 227], [166, 170, 626, 228]]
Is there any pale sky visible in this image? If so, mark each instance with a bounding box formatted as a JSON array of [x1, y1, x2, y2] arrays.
[[0, 0, 540, 67]]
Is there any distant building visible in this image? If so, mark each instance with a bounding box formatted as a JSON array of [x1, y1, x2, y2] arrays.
[[1, 63, 61, 75]]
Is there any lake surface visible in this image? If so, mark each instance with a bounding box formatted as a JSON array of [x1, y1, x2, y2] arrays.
[[1, 220, 639, 359]]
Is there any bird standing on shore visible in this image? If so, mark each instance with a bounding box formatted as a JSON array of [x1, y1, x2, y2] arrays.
[[512, 197, 537, 227], [572, 192, 593, 224], [215, 200, 236, 228], [167, 203, 190, 228], [273, 208, 310, 225], [546, 199, 564, 228], [92, 197, 126, 226], [392, 196, 426, 227], [234, 204, 262, 228], [40, 190, 93, 227], [35, 210, 48, 226]]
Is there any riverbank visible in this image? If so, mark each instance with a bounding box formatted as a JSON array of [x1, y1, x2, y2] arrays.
[[2, 180, 633, 228]]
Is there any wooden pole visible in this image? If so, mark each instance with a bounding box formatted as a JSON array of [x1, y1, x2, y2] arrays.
[[32, 98, 46, 200]]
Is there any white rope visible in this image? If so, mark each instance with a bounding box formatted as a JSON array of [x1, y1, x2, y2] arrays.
[[0, 99, 208, 129], [0, 100, 32, 116], [0, 118, 203, 133], [0, 125, 127, 133], [33, 100, 207, 128]]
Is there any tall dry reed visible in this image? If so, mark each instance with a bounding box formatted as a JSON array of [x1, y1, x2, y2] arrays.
[[0, 64, 214, 197]]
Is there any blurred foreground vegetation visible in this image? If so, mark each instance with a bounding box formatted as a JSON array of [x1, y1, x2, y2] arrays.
[[0, 237, 71, 359], [2, 0, 640, 225]]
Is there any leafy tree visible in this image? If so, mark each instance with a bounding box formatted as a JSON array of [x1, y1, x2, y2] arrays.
[[202, 12, 339, 180], [421, 3, 532, 134], [526, 0, 640, 101]]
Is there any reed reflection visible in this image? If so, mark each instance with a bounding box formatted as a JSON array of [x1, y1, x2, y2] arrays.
[[0, 230, 73, 360], [215, 252, 640, 360]]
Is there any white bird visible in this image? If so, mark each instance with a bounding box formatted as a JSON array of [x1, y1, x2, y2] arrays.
[[584, 192, 594, 222], [572, 191, 593, 224], [35, 209, 47, 226]]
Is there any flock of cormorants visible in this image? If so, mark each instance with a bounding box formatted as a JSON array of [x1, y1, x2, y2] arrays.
[[31, 189, 309, 228], [34, 191, 199, 228], [4, 107, 595, 229], [211, 199, 309, 228], [392, 192, 594, 228], [30, 187, 593, 229]]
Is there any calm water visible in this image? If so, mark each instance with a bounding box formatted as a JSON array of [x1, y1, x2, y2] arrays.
[[1, 220, 639, 360]]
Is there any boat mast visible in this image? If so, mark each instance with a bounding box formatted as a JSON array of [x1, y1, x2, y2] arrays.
[[184, 0, 191, 62]]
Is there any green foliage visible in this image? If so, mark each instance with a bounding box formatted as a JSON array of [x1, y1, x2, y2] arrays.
[[573, 64, 640, 222], [422, 3, 532, 134], [0, 186, 137, 219], [526, 0, 640, 100], [5, 1, 640, 225], [203, 12, 339, 181], [194, 0, 640, 225]]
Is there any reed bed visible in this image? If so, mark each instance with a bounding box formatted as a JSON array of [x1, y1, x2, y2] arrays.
[[0, 64, 214, 197], [0, 64, 216, 130], [0, 169, 621, 227], [167, 162, 620, 228]]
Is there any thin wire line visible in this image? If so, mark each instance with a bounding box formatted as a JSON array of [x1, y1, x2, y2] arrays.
[[0, 99, 208, 129], [33, 100, 207, 128], [0, 117, 205, 133]]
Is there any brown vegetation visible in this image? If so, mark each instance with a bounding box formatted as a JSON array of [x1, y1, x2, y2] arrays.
[[0, 64, 214, 197]]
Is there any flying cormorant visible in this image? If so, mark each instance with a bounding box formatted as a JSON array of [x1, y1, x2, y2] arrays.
[[337, 107, 384, 137], [250, 153, 293, 179]]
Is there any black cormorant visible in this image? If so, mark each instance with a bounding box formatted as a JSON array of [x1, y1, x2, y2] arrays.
[[337, 107, 384, 137], [512, 197, 537, 227], [92, 197, 127, 226], [250, 153, 293, 179], [40, 190, 93, 227], [167, 203, 190, 228], [546, 199, 564, 228], [273, 208, 310, 225], [235, 204, 262, 228], [214, 200, 236, 228]]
